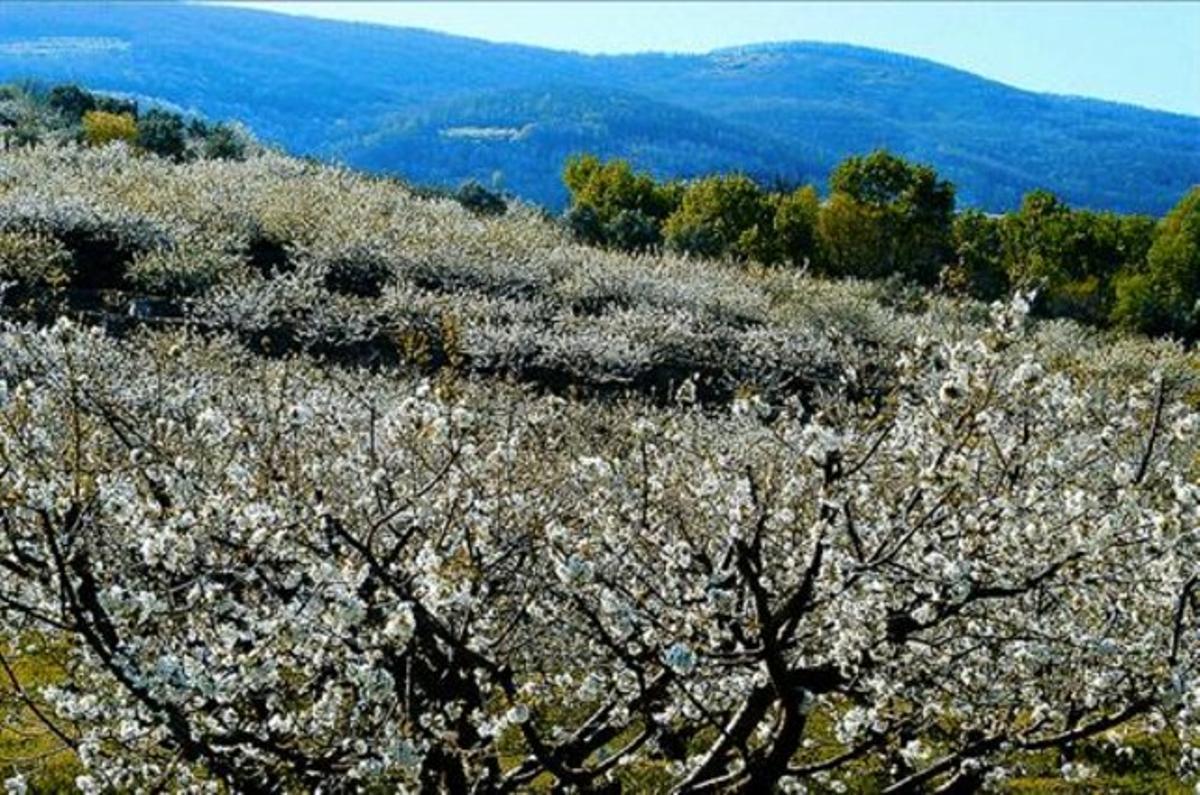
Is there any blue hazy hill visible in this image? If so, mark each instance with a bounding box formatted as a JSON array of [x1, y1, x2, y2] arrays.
[[1, 2, 1196, 213]]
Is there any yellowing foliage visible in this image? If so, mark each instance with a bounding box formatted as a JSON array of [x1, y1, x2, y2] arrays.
[[81, 110, 138, 148]]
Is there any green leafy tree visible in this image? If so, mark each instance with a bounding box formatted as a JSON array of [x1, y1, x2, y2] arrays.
[[561, 154, 680, 251], [1002, 190, 1084, 287], [1001, 190, 1155, 325], [816, 192, 891, 279], [1111, 186, 1200, 337], [202, 123, 248, 161], [945, 209, 1009, 301], [819, 150, 955, 283], [563, 154, 679, 222], [95, 95, 137, 117], [661, 221, 723, 260], [565, 204, 606, 247], [606, 209, 661, 252], [771, 185, 821, 268], [663, 174, 775, 262], [81, 110, 138, 148], [1116, 213, 1158, 268], [455, 180, 507, 217], [137, 108, 187, 162], [1110, 273, 1171, 336], [187, 117, 210, 138], [47, 84, 95, 122]]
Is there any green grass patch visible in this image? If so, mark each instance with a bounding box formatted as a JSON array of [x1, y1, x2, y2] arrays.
[[0, 636, 81, 793]]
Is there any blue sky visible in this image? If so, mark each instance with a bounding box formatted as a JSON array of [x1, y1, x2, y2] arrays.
[[224, 2, 1200, 117]]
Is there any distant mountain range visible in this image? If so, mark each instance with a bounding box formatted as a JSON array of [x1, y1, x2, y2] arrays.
[[1, 2, 1197, 214]]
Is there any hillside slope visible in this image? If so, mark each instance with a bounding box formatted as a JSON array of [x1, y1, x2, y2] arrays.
[[0, 136, 1198, 795], [0, 2, 1197, 213]]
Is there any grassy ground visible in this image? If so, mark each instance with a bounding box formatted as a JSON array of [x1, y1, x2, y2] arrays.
[[0, 638, 80, 793], [0, 647, 1191, 792], [1007, 734, 1192, 794], [490, 692, 1190, 793]]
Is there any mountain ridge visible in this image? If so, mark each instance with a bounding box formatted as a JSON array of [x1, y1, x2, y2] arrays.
[[0, 2, 1196, 213]]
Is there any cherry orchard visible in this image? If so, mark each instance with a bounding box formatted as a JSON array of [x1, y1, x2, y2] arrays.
[[1, 295, 1199, 792]]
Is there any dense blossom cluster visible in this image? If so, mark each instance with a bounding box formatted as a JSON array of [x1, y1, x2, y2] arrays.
[[0, 293, 1197, 791], [0, 144, 895, 405]]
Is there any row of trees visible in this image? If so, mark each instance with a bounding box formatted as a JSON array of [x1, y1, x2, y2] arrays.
[[563, 151, 955, 283], [562, 152, 1200, 339], [951, 190, 1200, 337], [1, 82, 251, 162]]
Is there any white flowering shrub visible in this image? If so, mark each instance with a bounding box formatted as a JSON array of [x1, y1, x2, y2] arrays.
[[0, 189, 174, 288], [0, 231, 72, 287], [1, 144, 1199, 792], [126, 243, 247, 300], [0, 292, 1196, 792], [0, 144, 897, 405]]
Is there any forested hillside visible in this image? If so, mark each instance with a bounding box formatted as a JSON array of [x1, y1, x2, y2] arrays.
[[0, 2, 1196, 212]]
